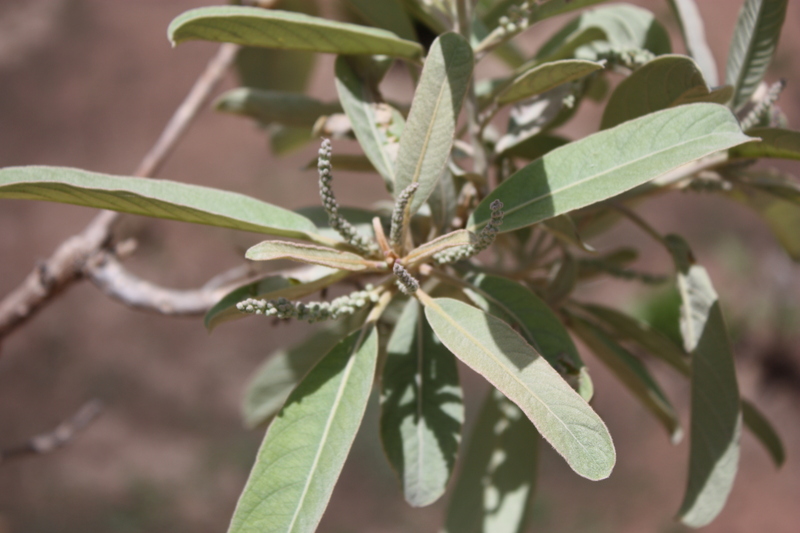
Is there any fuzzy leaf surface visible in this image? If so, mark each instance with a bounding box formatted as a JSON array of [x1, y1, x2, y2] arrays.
[[468, 104, 753, 234], [228, 326, 378, 533], [497, 60, 604, 105], [245, 241, 383, 271], [421, 296, 614, 480], [169, 6, 423, 59]]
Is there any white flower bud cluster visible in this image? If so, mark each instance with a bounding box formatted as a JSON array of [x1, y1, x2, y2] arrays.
[[236, 284, 379, 323], [497, 2, 533, 37], [393, 263, 419, 295], [593, 47, 655, 70], [434, 200, 504, 264], [318, 139, 379, 256], [740, 79, 787, 131], [389, 182, 419, 252]]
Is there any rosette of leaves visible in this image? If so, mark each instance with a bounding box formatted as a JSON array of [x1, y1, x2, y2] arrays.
[[0, 0, 795, 531]]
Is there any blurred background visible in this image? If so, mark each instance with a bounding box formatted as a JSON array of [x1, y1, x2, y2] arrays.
[[1, 1, 799, 532]]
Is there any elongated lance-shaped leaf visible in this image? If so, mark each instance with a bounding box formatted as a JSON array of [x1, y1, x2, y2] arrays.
[[601, 55, 730, 130], [496, 60, 604, 106], [730, 127, 800, 161], [468, 104, 754, 234], [462, 273, 593, 401], [666, 235, 741, 528], [380, 299, 463, 507], [741, 398, 785, 468], [344, 0, 417, 41], [215, 88, 342, 128], [580, 303, 690, 375], [668, 0, 718, 86], [569, 316, 683, 443], [419, 294, 615, 480], [169, 6, 423, 60], [242, 311, 368, 428], [228, 325, 379, 533], [0, 166, 336, 246], [404, 230, 478, 267], [335, 56, 401, 191], [394, 33, 473, 215], [725, 0, 787, 109], [428, 169, 457, 234], [245, 241, 387, 272], [205, 268, 348, 331], [442, 389, 540, 533]]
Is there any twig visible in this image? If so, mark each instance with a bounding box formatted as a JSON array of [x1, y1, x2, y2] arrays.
[[0, 399, 104, 464], [0, 43, 238, 347]]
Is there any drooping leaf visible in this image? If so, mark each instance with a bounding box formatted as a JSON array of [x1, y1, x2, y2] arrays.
[[601, 55, 729, 129], [0, 166, 334, 245], [543, 214, 595, 252], [335, 56, 402, 190], [394, 33, 474, 214], [242, 318, 362, 428], [205, 268, 348, 331], [544, 253, 578, 306], [496, 60, 604, 106], [741, 398, 786, 468], [725, 0, 788, 109], [494, 85, 575, 155], [667, 0, 719, 85], [169, 6, 424, 59], [344, 0, 417, 41], [245, 241, 385, 271], [666, 235, 742, 528], [579, 303, 690, 375], [404, 230, 478, 266], [468, 104, 753, 234], [215, 88, 341, 128], [569, 316, 683, 443], [380, 299, 463, 507], [427, 169, 458, 234], [228, 325, 378, 533], [725, 181, 800, 261], [729, 127, 800, 161], [442, 389, 539, 533], [462, 273, 593, 401], [419, 295, 615, 480]]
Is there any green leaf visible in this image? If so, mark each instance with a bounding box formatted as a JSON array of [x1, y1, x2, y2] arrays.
[[666, 235, 742, 528], [725, 0, 788, 109], [242, 321, 357, 428], [543, 215, 595, 252], [245, 241, 385, 271], [494, 85, 575, 155], [420, 295, 614, 480], [380, 299, 463, 507], [579, 304, 690, 375], [205, 268, 348, 331], [462, 273, 593, 401], [335, 56, 402, 190], [427, 169, 458, 234], [169, 6, 424, 59], [468, 104, 753, 234], [394, 33, 474, 214], [725, 181, 800, 261], [0, 166, 333, 245], [344, 0, 417, 41], [544, 253, 578, 306], [569, 316, 683, 443], [730, 127, 800, 161], [404, 230, 478, 266], [667, 0, 718, 86], [600, 55, 728, 130], [534, 4, 671, 61], [215, 88, 341, 128], [442, 389, 539, 533], [496, 60, 604, 106], [228, 325, 378, 533], [741, 398, 786, 468]]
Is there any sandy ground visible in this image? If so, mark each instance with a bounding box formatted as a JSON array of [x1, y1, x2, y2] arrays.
[[1, 1, 799, 532]]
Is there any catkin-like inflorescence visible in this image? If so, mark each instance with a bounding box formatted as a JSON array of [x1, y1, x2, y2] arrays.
[[389, 182, 419, 252], [434, 200, 504, 264], [740, 79, 787, 131], [496, 1, 533, 37], [236, 285, 379, 323], [318, 139, 379, 256], [393, 263, 419, 295], [591, 46, 654, 70]]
